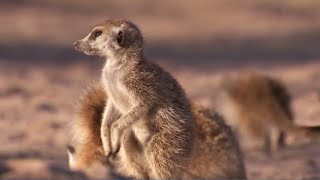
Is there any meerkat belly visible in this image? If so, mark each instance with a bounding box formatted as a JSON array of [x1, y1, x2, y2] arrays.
[[111, 91, 131, 113], [107, 79, 133, 112], [132, 118, 154, 145]]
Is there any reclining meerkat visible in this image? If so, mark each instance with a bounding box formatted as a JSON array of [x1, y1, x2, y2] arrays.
[[73, 19, 195, 179], [68, 84, 247, 179], [216, 72, 320, 154], [187, 103, 246, 179]]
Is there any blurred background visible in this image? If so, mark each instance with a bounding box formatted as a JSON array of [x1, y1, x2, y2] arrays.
[[0, 0, 320, 179]]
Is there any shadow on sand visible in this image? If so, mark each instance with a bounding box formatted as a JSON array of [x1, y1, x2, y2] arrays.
[[0, 28, 320, 69]]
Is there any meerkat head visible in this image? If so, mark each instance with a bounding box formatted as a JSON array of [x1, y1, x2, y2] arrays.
[[67, 145, 81, 171], [74, 19, 143, 58], [67, 145, 112, 178], [67, 145, 90, 171]]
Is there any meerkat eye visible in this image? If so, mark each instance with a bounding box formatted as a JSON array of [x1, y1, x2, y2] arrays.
[[93, 30, 102, 38]]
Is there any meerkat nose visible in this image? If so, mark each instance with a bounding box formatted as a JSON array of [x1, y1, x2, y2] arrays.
[[74, 41, 79, 47]]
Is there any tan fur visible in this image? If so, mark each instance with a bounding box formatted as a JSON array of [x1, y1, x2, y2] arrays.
[[74, 19, 194, 179], [68, 83, 106, 170], [216, 72, 320, 153], [285, 126, 320, 145], [187, 103, 247, 179], [69, 85, 247, 179]]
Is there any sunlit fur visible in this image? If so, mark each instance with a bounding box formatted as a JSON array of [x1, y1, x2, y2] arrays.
[[68, 85, 247, 179], [74, 19, 194, 179], [68, 83, 106, 171]]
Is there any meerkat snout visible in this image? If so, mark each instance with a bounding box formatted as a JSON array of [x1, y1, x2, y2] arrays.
[[74, 41, 79, 48]]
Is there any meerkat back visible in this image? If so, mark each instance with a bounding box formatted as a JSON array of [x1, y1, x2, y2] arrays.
[[216, 72, 294, 153], [186, 104, 247, 179]]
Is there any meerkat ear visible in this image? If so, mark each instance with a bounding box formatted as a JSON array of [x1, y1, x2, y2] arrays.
[[116, 30, 126, 47]]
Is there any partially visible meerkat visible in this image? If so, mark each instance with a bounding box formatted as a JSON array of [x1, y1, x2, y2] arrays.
[[216, 72, 320, 154], [187, 104, 246, 179], [73, 19, 194, 179], [68, 83, 106, 171], [68, 85, 247, 179]]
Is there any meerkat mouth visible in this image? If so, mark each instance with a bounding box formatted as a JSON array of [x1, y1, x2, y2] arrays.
[[83, 50, 93, 55], [83, 48, 97, 55]]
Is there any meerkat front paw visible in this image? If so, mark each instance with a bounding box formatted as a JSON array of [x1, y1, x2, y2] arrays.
[[101, 122, 113, 157], [110, 122, 124, 156]]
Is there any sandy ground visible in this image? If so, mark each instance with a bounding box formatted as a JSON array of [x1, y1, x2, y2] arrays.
[[0, 61, 319, 179], [1, 0, 320, 179]]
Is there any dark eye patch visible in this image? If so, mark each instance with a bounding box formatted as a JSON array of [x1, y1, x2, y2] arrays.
[[91, 30, 102, 39]]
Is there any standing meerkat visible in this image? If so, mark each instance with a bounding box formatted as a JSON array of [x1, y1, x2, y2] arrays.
[[68, 85, 247, 179], [74, 19, 194, 179], [216, 72, 320, 153]]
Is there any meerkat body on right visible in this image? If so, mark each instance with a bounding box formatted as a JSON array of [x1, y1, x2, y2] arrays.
[[187, 104, 246, 179], [73, 19, 194, 179], [217, 72, 320, 153], [68, 85, 247, 179]]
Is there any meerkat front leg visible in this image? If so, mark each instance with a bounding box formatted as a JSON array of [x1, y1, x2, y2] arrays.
[[101, 100, 120, 157], [110, 104, 151, 156]]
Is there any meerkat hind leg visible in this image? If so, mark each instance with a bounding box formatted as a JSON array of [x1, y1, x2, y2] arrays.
[[118, 129, 150, 179], [264, 126, 282, 155]]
